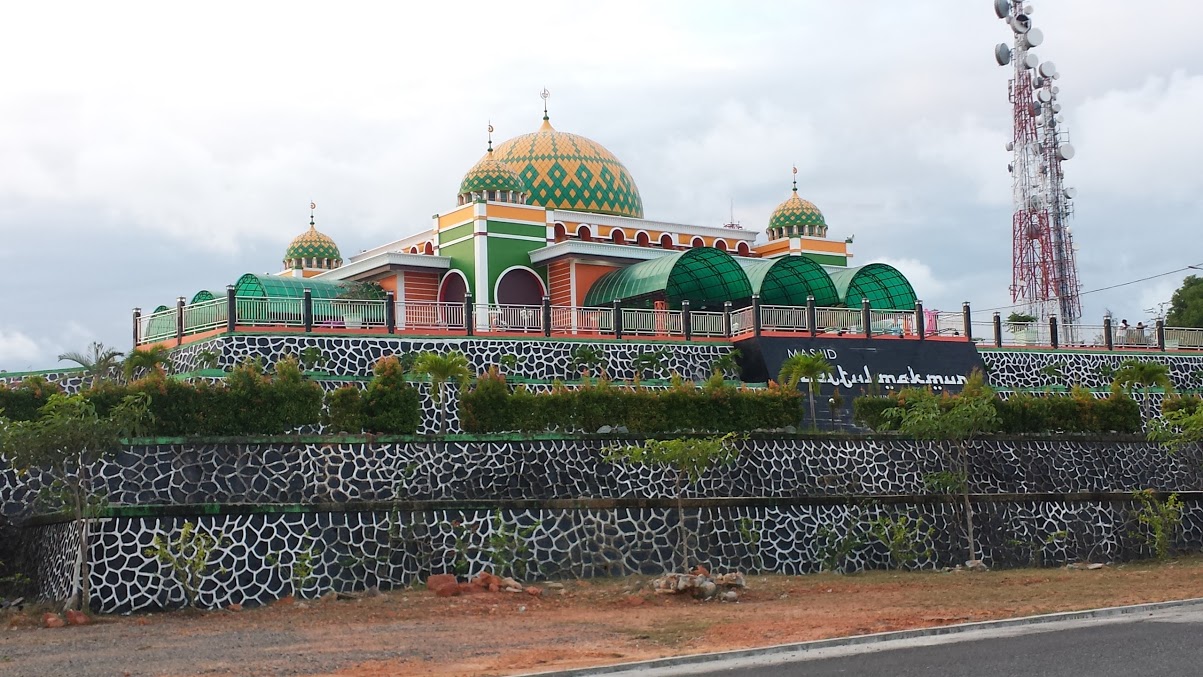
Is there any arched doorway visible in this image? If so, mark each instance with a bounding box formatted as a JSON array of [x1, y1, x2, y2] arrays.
[[495, 267, 546, 306], [439, 271, 467, 303], [690, 237, 705, 248]]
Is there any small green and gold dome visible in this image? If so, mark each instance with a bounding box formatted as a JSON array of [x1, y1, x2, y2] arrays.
[[458, 147, 529, 200], [768, 183, 827, 239], [491, 118, 644, 219], [284, 219, 342, 270]]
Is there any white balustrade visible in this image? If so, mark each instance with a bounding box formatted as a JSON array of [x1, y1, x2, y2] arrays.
[[814, 307, 862, 335], [760, 305, 808, 332], [397, 301, 465, 331], [478, 304, 542, 333], [689, 311, 726, 337], [729, 307, 755, 336], [621, 308, 682, 336], [235, 297, 304, 328], [551, 306, 613, 335], [182, 298, 228, 334]]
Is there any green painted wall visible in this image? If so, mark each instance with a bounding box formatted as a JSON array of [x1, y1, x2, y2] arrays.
[[802, 253, 848, 267], [487, 220, 544, 238], [438, 223, 473, 245], [487, 234, 546, 303], [440, 240, 476, 294]]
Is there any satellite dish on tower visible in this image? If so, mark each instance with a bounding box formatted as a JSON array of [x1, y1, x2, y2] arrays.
[[1023, 27, 1044, 47], [1006, 141, 1014, 151], [1010, 13, 1032, 34], [1065, 187, 1078, 199], [994, 0, 1010, 18], [1057, 144, 1075, 160], [995, 43, 1012, 65], [1051, 102, 1062, 113], [1036, 89, 1053, 103], [1023, 52, 1039, 69], [1038, 61, 1057, 77]]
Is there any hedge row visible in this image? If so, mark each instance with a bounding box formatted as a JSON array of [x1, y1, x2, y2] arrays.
[[853, 387, 1142, 435], [0, 357, 423, 436], [460, 370, 804, 434]]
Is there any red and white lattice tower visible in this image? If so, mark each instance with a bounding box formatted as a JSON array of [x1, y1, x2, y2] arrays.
[[995, 0, 1081, 331]]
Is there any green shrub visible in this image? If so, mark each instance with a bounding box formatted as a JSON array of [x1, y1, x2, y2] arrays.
[[363, 357, 421, 434], [264, 356, 323, 433], [852, 395, 895, 431], [324, 386, 365, 434], [1163, 393, 1202, 416], [0, 377, 61, 421], [460, 368, 514, 433]]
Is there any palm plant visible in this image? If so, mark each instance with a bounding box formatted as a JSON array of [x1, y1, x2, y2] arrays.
[[778, 352, 833, 430], [1114, 358, 1174, 417], [58, 342, 124, 386], [568, 345, 605, 378], [124, 345, 173, 380], [411, 351, 472, 434]]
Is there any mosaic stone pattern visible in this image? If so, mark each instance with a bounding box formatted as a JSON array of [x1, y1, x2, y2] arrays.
[[170, 335, 732, 384], [23, 499, 1203, 613], [491, 120, 644, 218], [982, 349, 1203, 391]]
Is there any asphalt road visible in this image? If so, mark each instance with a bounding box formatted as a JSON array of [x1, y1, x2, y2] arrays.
[[597, 606, 1203, 677]]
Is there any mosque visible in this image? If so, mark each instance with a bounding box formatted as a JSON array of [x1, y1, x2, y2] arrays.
[[138, 97, 918, 345]]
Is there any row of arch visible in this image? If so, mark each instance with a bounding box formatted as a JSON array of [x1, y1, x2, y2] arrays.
[[552, 222, 753, 256]]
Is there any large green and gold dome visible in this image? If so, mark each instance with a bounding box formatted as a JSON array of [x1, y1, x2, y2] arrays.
[[284, 219, 342, 270], [769, 186, 827, 238], [490, 118, 644, 218], [459, 148, 529, 197]]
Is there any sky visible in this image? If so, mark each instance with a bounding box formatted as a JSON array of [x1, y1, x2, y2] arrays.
[[2, 0, 1202, 370]]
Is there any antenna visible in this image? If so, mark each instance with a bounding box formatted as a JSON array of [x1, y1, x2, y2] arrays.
[[994, 0, 1082, 335], [723, 198, 743, 230]]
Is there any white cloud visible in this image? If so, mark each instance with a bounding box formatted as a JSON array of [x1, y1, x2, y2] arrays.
[[0, 330, 42, 369]]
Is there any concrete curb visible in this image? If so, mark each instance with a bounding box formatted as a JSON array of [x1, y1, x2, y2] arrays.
[[518, 596, 1203, 676]]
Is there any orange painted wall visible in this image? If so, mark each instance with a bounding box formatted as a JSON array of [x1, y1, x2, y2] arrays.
[[548, 260, 573, 306], [376, 276, 398, 294], [574, 262, 619, 306], [405, 271, 440, 302], [437, 204, 474, 229]]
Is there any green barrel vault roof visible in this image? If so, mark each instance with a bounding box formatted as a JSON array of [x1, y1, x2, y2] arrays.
[[190, 290, 215, 304], [583, 248, 752, 308], [737, 257, 840, 307], [232, 274, 384, 300], [827, 263, 917, 310]]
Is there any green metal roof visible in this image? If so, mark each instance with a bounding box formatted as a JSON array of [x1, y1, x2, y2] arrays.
[[583, 248, 752, 309], [232, 274, 381, 300], [828, 263, 916, 310], [738, 257, 840, 306], [190, 290, 215, 304]]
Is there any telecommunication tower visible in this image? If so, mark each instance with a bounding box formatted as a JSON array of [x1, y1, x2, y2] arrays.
[[994, 0, 1081, 331]]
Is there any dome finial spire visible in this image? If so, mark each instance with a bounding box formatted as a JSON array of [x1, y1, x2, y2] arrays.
[[309, 201, 316, 227], [791, 165, 798, 192], [540, 87, 551, 121], [487, 121, 494, 153]]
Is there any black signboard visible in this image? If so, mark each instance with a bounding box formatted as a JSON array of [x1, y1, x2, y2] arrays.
[[735, 336, 987, 428]]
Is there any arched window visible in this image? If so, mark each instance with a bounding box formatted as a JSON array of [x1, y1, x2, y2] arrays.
[[424, 241, 434, 255], [736, 241, 751, 256], [495, 267, 547, 306], [577, 225, 592, 242], [660, 233, 674, 249], [611, 229, 626, 245], [553, 223, 567, 242], [714, 239, 728, 252], [636, 231, 650, 247], [409, 246, 418, 254], [690, 237, 705, 249], [438, 271, 468, 303]]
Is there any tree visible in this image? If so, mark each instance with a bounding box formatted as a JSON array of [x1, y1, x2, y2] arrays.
[[411, 351, 472, 434], [778, 352, 833, 429], [0, 392, 152, 610], [123, 345, 172, 380], [883, 374, 1000, 565], [607, 434, 739, 571], [58, 342, 124, 386], [1167, 274, 1203, 328], [1114, 359, 1174, 417]]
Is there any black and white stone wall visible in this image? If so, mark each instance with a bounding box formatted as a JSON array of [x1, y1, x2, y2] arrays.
[[173, 335, 732, 383], [6, 438, 1201, 525], [980, 348, 1203, 392], [23, 498, 1203, 613]]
